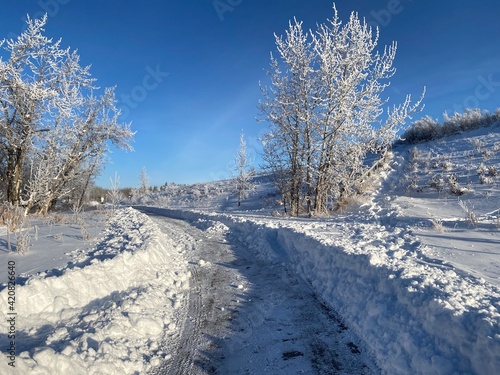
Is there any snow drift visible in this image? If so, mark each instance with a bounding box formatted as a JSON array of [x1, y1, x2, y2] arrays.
[[0, 208, 189, 374]]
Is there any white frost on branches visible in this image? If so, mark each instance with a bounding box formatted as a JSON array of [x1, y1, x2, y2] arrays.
[[0, 15, 134, 213], [259, 5, 424, 216], [231, 132, 254, 207]]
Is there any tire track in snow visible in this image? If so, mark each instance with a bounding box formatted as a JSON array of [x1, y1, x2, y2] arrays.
[[163, 264, 202, 375], [146, 213, 239, 375], [145, 216, 203, 375]]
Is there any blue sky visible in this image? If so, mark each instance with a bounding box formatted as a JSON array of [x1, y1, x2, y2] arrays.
[[1, 0, 499, 187]]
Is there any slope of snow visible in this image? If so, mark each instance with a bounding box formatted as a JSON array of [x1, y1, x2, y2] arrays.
[[391, 123, 500, 287], [0, 211, 104, 285], [0, 208, 189, 374]]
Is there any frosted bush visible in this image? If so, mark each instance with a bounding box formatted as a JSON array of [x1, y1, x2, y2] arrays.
[[428, 175, 445, 192], [401, 108, 500, 144], [401, 116, 440, 143]]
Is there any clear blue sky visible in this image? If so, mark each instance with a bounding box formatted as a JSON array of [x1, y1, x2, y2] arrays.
[[1, 0, 499, 187]]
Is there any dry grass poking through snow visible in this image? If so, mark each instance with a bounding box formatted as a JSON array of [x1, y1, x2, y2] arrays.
[[401, 122, 500, 230]]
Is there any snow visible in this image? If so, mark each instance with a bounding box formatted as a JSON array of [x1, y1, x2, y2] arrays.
[[0, 208, 189, 374], [0, 212, 103, 285], [1, 124, 500, 374], [150, 204, 500, 374], [392, 124, 500, 287]]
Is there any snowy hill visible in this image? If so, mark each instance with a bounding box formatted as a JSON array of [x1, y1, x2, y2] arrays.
[[1, 123, 499, 374], [393, 123, 500, 287]]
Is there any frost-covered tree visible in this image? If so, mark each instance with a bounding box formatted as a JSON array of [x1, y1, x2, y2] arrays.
[[0, 15, 133, 212], [261, 131, 292, 213], [0, 15, 64, 205], [138, 167, 150, 196], [259, 20, 318, 216], [24, 88, 132, 214], [231, 132, 254, 206], [107, 172, 122, 211], [259, 5, 424, 215]]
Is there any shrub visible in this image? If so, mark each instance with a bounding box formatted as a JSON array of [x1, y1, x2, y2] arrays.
[[0, 203, 25, 231], [428, 175, 445, 192], [477, 163, 487, 175], [448, 174, 468, 196], [458, 199, 478, 228], [399, 108, 500, 144], [400, 116, 440, 143], [431, 217, 445, 233]]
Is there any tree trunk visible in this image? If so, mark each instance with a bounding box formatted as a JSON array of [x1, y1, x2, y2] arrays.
[[6, 147, 26, 205], [77, 156, 102, 208], [77, 176, 92, 209], [314, 160, 329, 215]]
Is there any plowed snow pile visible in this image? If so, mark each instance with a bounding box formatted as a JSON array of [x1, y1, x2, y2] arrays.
[[0, 208, 189, 374]]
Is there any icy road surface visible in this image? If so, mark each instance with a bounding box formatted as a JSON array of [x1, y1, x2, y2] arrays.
[[142, 209, 379, 375]]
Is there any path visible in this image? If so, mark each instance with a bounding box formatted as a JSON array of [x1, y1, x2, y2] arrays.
[[142, 209, 379, 374]]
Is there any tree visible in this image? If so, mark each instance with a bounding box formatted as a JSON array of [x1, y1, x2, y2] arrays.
[[231, 132, 254, 206], [0, 15, 133, 212], [0, 15, 68, 205], [138, 167, 150, 196], [259, 5, 424, 216], [107, 172, 123, 211], [260, 130, 293, 214], [25, 87, 133, 214], [259, 19, 318, 216]]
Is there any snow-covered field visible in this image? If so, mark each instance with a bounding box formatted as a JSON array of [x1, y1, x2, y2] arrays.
[[1, 123, 500, 374]]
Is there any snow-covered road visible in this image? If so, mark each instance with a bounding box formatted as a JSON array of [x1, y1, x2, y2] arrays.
[[140, 193, 500, 375], [143, 209, 379, 374]]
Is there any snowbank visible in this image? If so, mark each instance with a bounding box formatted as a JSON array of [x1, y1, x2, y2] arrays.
[[0, 207, 189, 374], [147, 207, 500, 375], [274, 222, 500, 374]]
